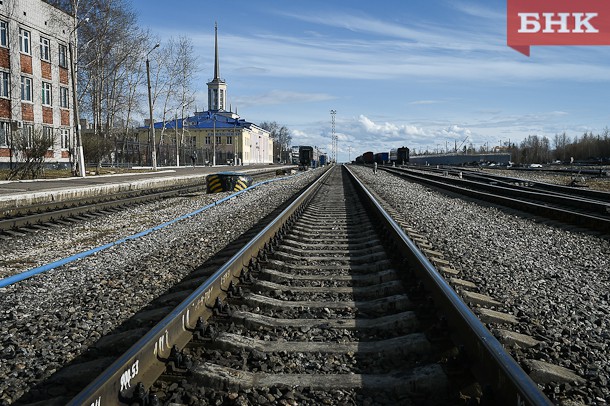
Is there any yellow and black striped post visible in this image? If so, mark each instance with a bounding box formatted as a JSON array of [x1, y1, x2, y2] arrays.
[[206, 172, 253, 193]]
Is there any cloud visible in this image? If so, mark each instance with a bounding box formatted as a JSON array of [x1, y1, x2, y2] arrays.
[[439, 124, 472, 138], [357, 115, 426, 138], [234, 67, 269, 75], [166, 14, 610, 86], [448, 2, 505, 21], [465, 111, 571, 130], [232, 90, 336, 108], [409, 100, 443, 105]]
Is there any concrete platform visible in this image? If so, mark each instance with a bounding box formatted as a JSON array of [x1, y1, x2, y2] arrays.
[[0, 165, 294, 212]]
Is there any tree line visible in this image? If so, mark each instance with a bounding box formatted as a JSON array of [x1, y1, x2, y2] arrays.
[[509, 130, 610, 165], [411, 130, 610, 166]]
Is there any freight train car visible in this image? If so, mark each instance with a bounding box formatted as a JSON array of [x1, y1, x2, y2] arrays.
[[375, 152, 389, 165], [390, 147, 409, 165], [319, 154, 327, 166], [298, 146, 314, 169], [362, 151, 374, 164]]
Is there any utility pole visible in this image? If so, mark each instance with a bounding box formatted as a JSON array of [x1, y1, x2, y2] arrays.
[[330, 109, 336, 163], [146, 43, 160, 170], [69, 17, 88, 177]]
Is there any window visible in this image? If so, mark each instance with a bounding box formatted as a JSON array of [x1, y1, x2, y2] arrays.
[[0, 121, 8, 146], [58, 44, 67, 68], [42, 82, 52, 105], [59, 87, 69, 108], [19, 28, 30, 54], [40, 37, 50, 62], [0, 71, 8, 98], [43, 126, 54, 146], [205, 136, 211, 145], [60, 128, 70, 149], [20, 76, 32, 101], [23, 124, 33, 148], [0, 20, 7, 47], [216, 136, 221, 145], [227, 136, 233, 145]]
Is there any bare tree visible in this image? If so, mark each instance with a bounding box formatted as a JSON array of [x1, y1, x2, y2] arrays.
[[174, 36, 197, 166], [156, 39, 179, 149], [40, 0, 199, 168], [81, 131, 113, 173], [7, 126, 55, 180], [153, 36, 198, 166], [76, 0, 148, 167], [260, 121, 292, 163], [553, 132, 570, 163], [116, 33, 150, 149]]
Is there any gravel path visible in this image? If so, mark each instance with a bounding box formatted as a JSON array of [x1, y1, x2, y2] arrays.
[[351, 165, 610, 405], [0, 169, 322, 405]]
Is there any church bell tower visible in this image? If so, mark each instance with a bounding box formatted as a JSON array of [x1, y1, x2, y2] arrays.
[[207, 23, 227, 112]]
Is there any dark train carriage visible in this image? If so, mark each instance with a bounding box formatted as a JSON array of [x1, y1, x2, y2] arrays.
[[298, 146, 314, 169], [362, 151, 374, 164], [390, 147, 409, 165], [375, 152, 389, 164], [355, 155, 364, 164]]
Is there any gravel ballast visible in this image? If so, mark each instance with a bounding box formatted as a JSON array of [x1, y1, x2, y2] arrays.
[[0, 169, 322, 405], [350, 165, 610, 405], [2, 165, 609, 405]]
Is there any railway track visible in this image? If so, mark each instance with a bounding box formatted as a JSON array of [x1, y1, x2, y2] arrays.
[[380, 165, 610, 234], [0, 169, 285, 238], [26, 165, 550, 406]]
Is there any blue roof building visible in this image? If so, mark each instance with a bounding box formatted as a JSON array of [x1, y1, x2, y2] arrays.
[[140, 23, 272, 167]]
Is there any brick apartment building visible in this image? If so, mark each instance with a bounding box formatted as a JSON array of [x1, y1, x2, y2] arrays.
[[0, 0, 76, 169]]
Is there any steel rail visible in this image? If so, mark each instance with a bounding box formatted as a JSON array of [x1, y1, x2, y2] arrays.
[[0, 169, 285, 233], [391, 167, 610, 212], [345, 165, 553, 406], [66, 167, 333, 406], [381, 166, 610, 232], [0, 184, 205, 232], [410, 165, 610, 203], [457, 169, 610, 203], [0, 181, 202, 220]]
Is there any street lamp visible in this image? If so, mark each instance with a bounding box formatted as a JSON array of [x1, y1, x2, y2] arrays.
[[212, 114, 216, 166], [174, 103, 188, 167], [68, 17, 88, 177], [232, 118, 237, 166], [174, 110, 179, 167], [146, 43, 160, 170]]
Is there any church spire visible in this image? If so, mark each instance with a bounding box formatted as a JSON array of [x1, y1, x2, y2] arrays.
[[207, 22, 227, 112], [213, 22, 220, 81]]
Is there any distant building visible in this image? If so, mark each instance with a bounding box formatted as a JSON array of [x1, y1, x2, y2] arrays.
[[139, 24, 273, 166], [409, 153, 511, 166], [0, 0, 76, 169]]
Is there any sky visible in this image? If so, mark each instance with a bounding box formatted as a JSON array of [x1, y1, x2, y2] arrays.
[[131, 0, 610, 162]]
